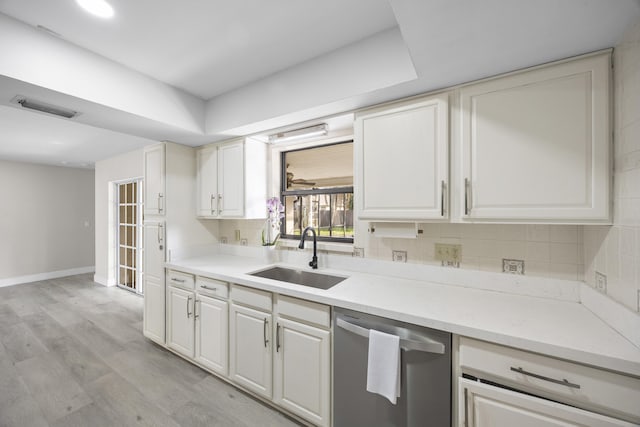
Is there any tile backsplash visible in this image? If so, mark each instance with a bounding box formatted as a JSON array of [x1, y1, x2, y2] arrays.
[[583, 19, 640, 312], [356, 223, 583, 281], [219, 218, 584, 282]]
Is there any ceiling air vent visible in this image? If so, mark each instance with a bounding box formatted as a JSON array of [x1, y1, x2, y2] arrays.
[[10, 96, 78, 119]]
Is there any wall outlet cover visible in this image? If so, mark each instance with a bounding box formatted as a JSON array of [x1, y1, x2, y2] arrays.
[[435, 243, 462, 263], [595, 271, 607, 293], [392, 250, 407, 263], [353, 247, 364, 258], [503, 259, 525, 275], [240, 238, 248, 246], [220, 237, 228, 244]]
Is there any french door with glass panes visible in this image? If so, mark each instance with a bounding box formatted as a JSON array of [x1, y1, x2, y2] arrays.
[[117, 180, 143, 294]]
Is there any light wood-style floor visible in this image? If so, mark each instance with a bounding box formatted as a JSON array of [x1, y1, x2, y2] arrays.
[[0, 274, 300, 427]]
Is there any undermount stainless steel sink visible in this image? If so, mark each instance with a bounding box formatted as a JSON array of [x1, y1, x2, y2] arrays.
[[248, 266, 347, 290]]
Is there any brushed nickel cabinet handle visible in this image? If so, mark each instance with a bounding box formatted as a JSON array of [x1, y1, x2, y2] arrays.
[[157, 224, 164, 250], [441, 180, 446, 217], [276, 323, 281, 352], [218, 194, 222, 215], [186, 296, 192, 318], [200, 285, 217, 291], [263, 318, 269, 347], [171, 277, 185, 283], [210, 194, 215, 214], [158, 193, 164, 213], [510, 366, 581, 389], [464, 387, 469, 427], [194, 300, 200, 319], [464, 178, 471, 215]]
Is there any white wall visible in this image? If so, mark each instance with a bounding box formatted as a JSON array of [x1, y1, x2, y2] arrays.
[[584, 18, 640, 312], [0, 160, 94, 285], [94, 148, 143, 286]]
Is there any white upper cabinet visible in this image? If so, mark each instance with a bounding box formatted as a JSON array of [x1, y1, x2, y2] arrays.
[[355, 94, 449, 221], [218, 142, 244, 217], [456, 51, 611, 223], [196, 146, 218, 217], [144, 143, 165, 216], [196, 138, 267, 219]]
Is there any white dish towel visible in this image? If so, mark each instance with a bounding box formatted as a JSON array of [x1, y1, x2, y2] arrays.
[[366, 328, 401, 405]]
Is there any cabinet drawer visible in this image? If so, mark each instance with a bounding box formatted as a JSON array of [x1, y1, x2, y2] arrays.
[[230, 284, 272, 311], [276, 295, 330, 329], [166, 270, 195, 290], [196, 276, 228, 299], [459, 337, 640, 423]]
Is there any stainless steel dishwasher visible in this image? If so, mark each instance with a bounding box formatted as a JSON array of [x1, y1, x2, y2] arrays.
[[333, 307, 451, 427]]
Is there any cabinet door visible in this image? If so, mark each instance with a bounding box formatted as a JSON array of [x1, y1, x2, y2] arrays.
[[459, 378, 635, 427], [144, 143, 165, 216], [274, 317, 330, 427], [355, 94, 449, 220], [458, 52, 610, 223], [196, 146, 218, 218], [218, 141, 244, 217], [143, 277, 165, 344], [195, 294, 228, 376], [142, 221, 165, 344], [229, 303, 272, 398], [166, 286, 195, 358]]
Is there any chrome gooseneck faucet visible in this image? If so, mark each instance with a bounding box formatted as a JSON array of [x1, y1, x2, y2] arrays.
[[298, 226, 318, 269]]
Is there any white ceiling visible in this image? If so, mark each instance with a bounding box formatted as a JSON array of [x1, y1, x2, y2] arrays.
[[0, 0, 639, 168], [0, 0, 397, 99]]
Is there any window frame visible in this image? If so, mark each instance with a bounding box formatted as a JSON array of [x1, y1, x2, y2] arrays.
[[279, 140, 354, 244]]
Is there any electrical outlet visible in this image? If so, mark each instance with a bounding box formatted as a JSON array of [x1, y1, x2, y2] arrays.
[[392, 250, 407, 263], [435, 243, 462, 263], [240, 238, 248, 246], [235, 230, 241, 241], [503, 259, 525, 275], [595, 271, 607, 293], [353, 247, 364, 258], [220, 236, 228, 244]]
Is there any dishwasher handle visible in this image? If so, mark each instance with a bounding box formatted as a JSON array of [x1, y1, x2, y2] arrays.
[[336, 317, 445, 354]]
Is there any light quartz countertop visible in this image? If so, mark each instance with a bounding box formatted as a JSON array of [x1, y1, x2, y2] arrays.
[[166, 251, 640, 378]]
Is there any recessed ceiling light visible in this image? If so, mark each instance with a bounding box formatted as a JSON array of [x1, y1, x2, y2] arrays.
[[76, 0, 114, 18]]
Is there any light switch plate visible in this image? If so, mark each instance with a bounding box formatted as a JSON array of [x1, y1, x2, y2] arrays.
[[595, 271, 607, 293], [392, 250, 407, 263], [235, 230, 241, 241]]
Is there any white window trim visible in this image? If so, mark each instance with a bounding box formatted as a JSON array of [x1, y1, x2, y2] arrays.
[[269, 130, 355, 249]]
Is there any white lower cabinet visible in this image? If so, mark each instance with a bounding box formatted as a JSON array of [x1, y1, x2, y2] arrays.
[[459, 378, 636, 427], [229, 302, 273, 399], [166, 285, 195, 358], [228, 285, 331, 426], [458, 337, 640, 427], [195, 294, 228, 376], [142, 277, 165, 344], [165, 271, 229, 376], [274, 316, 330, 427]]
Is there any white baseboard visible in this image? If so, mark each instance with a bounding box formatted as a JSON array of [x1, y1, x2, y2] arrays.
[[0, 266, 96, 288], [93, 274, 117, 287]]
